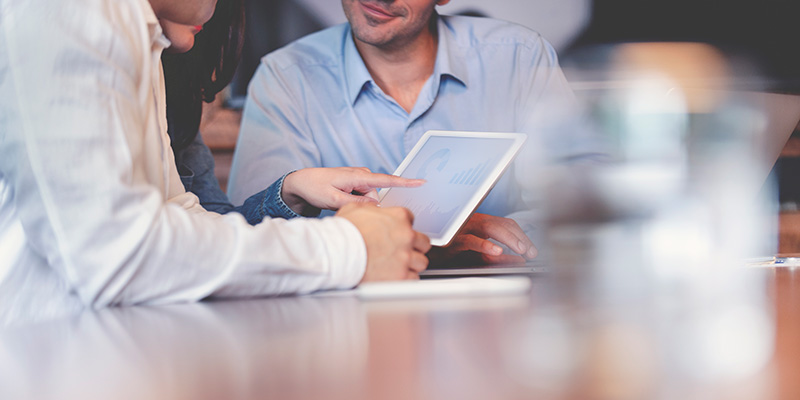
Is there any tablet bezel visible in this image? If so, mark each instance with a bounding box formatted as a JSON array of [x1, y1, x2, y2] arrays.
[[378, 130, 527, 247]]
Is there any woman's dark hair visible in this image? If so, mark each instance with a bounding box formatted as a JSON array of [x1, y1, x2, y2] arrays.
[[162, 0, 245, 153]]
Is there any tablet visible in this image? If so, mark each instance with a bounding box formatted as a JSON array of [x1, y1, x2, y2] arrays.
[[378, 130, 527, 246]]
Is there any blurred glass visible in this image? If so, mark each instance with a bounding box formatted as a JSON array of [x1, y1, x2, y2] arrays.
[[512, 42, 779, 398]]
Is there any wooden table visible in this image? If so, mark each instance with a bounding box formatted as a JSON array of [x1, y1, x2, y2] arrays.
[[1, 268, 798, 400], [779, 212, 800, 254], [769, 267, 800, 400]]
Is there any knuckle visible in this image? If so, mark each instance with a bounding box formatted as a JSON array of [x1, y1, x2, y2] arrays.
[[413, 253, 429, 271], [397, 251, 411, 266], [331, 192, 349, 206], [400, 207, 415, 222], [387, 207, 405, 219], [419, 233, 432, 250], [405, 226, 416, 239]]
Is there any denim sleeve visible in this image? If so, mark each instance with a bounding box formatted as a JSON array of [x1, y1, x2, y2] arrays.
[[238, 171, 308, 223], [175, 133, 235, 215], [176, 134, 306, 225]]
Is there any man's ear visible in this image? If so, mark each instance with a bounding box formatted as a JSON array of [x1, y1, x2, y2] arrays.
[[437, 0, 451, 6]]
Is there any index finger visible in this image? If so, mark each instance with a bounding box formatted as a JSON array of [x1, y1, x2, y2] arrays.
[[352, 173, 425, 191]]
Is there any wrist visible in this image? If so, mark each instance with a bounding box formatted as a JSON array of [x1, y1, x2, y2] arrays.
[[281, 171, 321, 217]]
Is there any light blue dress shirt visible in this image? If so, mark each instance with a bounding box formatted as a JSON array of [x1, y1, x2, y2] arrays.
[[230, 15, 605, 223]]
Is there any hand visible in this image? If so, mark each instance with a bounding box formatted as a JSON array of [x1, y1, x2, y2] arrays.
[[282, 167, 425, 216], [427, 213, 537, 267], [336, 203, 431, 282]]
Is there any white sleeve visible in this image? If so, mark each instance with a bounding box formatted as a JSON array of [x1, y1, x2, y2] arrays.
[[0, 0, 365, 307]]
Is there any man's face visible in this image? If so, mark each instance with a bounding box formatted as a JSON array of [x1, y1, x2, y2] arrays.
[[342, 0, 448, 49]]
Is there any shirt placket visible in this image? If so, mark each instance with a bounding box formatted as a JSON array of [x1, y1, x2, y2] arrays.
[[150, 38, 170, 195]]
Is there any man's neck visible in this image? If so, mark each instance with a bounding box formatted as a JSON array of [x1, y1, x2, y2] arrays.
[[354, 22, 438, 114]]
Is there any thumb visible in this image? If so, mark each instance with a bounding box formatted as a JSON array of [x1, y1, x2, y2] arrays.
[[345, 194, 379, 206], [362, 188, 380, 201]]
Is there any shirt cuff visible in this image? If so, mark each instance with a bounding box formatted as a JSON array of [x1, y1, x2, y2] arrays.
[[261, 171, 304, 220], [321, 216, 368, 289]]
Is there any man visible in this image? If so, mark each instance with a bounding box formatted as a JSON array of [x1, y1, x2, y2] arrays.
[[0, 0, 429, 324], [229, 0, 605, 264]]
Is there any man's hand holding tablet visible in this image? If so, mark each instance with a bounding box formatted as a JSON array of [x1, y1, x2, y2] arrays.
[[378, 130, 534, 266], [427, 213, 538, 267]]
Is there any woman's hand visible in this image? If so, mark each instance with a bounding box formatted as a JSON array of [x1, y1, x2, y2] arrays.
[[281, 167, 425, 216], [336, 203, 431, 281]]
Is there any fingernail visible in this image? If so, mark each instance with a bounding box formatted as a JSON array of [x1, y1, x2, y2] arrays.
[[517, 241, 527, 254], [492, 245, 503, 255], [526, 248, 537, 258]]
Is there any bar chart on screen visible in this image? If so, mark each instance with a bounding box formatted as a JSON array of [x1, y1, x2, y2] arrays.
[[378, 131, 526, 245], [448, 160, 490, 186], [384, 148, 505, 234], [395, 198, 460, 234]]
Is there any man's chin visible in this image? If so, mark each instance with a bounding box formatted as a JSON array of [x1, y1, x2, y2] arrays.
[[352, 27, 399, 48]]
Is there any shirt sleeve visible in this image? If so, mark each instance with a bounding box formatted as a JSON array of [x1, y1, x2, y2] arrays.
[[237, 171, 305, 222], [0, 0, 366, 308], [175, 133, 236, 215], [228, 60, 323, 205], [176, 134, 302, 223]]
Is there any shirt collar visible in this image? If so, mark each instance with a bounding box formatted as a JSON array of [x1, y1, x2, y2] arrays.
[[343, 25, 374, 105], [343, 15, 468, 106], [434, 16, 468, 88]]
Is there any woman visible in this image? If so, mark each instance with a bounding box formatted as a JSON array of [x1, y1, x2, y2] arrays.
[[162, 0, 413, 223], [0, 0, 429, 323]]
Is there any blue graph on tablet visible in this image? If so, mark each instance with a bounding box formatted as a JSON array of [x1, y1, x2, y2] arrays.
[[379, 131, 526, 245]]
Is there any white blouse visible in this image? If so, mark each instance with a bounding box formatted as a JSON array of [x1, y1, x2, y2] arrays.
[[0, 0, 366, 323]]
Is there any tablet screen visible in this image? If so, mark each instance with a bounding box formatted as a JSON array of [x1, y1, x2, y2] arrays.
[[379, 131, 526, 246]]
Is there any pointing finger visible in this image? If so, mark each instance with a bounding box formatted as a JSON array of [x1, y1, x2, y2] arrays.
[[351, 173, 425, 190]]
